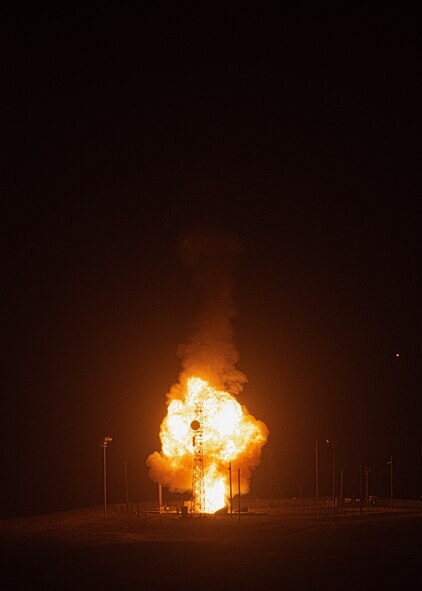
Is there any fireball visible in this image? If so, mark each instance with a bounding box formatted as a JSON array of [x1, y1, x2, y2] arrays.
[[147, 376, 269, 513]]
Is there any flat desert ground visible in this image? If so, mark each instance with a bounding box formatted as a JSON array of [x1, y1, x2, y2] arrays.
[[1, 507, 421, 590]]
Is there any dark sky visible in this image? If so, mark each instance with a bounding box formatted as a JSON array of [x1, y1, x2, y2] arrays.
[[2, 10, 421, 517]]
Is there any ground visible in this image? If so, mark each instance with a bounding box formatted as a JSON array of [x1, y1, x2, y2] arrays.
[[1, 507, 421, 590]]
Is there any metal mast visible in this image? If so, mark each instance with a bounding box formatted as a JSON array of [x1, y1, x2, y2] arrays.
[[190, 402, 205, 513]]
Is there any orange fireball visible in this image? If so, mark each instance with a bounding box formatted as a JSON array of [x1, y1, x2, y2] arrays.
[[147, 376, 269, 513]]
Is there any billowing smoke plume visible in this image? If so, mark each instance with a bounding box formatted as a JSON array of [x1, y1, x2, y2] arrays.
[[146, 229, 269, 505], [174, 229, 246, 395]]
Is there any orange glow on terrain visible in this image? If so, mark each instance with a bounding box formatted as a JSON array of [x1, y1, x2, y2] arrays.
[[147, 376, 269, 513]]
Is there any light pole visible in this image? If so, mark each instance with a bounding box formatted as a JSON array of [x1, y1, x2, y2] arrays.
[[238, 467, 241, 524], [124, 460, 130, 516], [101, 436, 113, 518], [326, 439, 335, 520], [268, 443, 273, 500], [228, 462, 233, 515], [315, 439, 319, 501], [388, 455, 393, 509], [364, 466, 371, 505]]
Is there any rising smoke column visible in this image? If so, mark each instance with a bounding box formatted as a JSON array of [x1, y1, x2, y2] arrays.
[[146, 229, 269, 503], [175, 229, 247, 395]]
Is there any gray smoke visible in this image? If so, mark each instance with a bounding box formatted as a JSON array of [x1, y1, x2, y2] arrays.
[[175, 229, 247, 395]]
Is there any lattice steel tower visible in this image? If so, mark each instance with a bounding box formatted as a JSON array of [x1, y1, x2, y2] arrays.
[[190, 402, 205, 513]]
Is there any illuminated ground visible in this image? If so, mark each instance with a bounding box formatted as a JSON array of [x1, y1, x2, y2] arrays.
[[1, 507, 421, 590]]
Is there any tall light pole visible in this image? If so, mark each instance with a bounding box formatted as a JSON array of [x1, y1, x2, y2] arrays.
[[326, 439, 335, 520], [101, 436, 113, 518], [420, 445, 422, 500], [268, 443, 273, 500], [238, 468, 241, 524], [364, 465, 371, 505], [388, 455, 393, 509], [228, 462, 233, 515], [315, 439, 319, 501], [124, 460, 130, 516]]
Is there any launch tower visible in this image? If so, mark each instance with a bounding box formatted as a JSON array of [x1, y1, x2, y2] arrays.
[[190, 402, 205, 513]]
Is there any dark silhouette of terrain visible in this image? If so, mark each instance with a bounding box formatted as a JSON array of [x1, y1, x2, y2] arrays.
[[1, 508, 421, 590]]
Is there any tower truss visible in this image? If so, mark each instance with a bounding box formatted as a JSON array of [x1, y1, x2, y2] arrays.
[[190, 402, 205, 513]]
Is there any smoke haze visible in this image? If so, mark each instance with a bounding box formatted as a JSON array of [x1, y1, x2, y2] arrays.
[[174, 229, 247, 396]]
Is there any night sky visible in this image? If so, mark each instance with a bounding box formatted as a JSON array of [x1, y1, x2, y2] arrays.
[[2, 11, 421, 517]]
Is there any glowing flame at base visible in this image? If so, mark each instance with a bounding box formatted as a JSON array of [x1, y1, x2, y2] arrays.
[[147, 376, 269, 513]]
